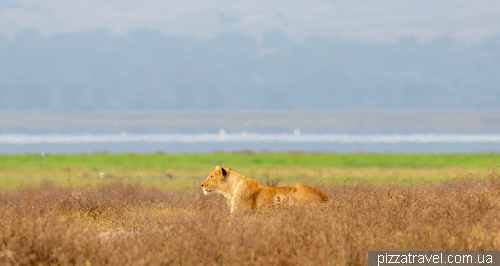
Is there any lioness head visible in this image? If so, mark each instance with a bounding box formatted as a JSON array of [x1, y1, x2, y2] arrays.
[[201, 165, 228, 195]]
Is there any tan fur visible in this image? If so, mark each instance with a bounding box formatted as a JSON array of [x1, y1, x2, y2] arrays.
[[201, 166, 328, 213]]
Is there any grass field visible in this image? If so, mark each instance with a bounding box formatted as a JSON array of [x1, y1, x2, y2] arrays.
[[1, 153, 500, 265], [0, 153, 499, 190], [2, 177, 500, 265], [3, 153, 500, 169]]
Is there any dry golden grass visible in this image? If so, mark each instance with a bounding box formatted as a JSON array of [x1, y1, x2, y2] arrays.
[[2, 170, 500, 265]]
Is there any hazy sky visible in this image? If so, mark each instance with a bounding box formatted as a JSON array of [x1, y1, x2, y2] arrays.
[[1, 0, 500, 43], [1, 1, 500, 112]]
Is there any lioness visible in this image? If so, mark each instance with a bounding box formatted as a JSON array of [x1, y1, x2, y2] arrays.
[[201, 166, 328, 213]]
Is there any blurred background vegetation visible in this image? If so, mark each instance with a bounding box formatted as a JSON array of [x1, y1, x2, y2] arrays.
[[0, 153, 498, 190]]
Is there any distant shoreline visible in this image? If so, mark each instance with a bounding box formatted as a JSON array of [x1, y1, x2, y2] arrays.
[[1, 110, 500, 130], [1, 133, 500, 144]]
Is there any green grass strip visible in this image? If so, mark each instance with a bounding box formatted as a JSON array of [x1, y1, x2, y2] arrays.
[[0, 153, 499, 170]]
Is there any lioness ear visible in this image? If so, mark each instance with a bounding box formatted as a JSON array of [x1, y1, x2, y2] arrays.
[[215, 165, 227, 178]]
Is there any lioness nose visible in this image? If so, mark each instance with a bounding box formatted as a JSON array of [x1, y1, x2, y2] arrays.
[[201, 184, 204, 187]]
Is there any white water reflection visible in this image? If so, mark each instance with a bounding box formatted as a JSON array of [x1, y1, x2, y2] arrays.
[[1, 133, 500, 144]]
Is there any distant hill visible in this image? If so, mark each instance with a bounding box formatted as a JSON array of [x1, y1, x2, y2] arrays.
[[1, 30, 499, 111]]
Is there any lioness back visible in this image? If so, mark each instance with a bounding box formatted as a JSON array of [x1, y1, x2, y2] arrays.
[[289, 183, 328, 206]]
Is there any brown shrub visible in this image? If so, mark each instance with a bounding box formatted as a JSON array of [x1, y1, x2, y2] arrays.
[[1, 178, 500, 265]]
